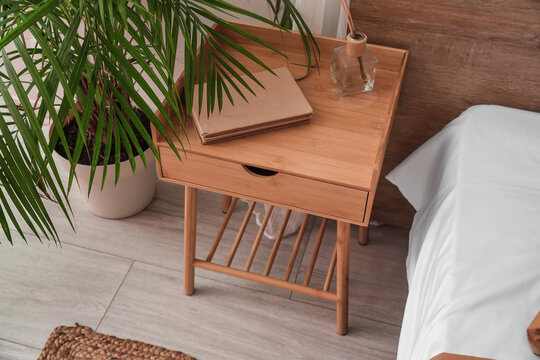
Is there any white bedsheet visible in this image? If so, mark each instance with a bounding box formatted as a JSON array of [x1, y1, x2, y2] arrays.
[[387, 105, 540, 360]]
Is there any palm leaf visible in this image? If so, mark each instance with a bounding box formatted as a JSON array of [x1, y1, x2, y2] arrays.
[[0, 0, 318, 245]]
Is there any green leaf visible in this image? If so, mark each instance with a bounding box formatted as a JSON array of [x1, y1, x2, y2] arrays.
[[0, 0, 319, 245], [101, 104, 115, 190], [0, 0, 59, 50]]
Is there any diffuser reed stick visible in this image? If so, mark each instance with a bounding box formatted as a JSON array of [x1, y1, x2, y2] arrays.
[[338, 0, 368, 82], [338, 0, 357, 38]]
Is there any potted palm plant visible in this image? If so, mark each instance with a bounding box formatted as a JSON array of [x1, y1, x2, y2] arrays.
[[0, 0, 318, 243]]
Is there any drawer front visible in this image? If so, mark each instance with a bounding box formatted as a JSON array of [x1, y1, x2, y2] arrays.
[[159, 147, 367, 224]]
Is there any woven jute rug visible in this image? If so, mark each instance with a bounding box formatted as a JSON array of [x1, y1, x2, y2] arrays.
[[39, 325, 195, 360]]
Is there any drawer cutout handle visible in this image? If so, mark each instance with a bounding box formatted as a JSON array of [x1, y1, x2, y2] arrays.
[[242, 165, 279, 177]]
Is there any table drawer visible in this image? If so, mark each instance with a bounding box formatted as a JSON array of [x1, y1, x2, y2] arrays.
[[159, 147, 367, 223]]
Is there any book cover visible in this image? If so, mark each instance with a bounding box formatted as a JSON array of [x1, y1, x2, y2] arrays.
[[192, 67, 312, 144]]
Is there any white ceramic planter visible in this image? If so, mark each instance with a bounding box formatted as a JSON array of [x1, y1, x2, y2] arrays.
[[53, 148, 157, 219]]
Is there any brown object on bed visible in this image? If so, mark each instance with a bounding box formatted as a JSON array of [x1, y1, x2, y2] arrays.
[[528, 311, 540, 355], [431, 353, 493, 360], [350, 0, 540, 228]]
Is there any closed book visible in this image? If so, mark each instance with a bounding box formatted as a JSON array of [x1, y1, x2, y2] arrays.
[[192, 67, 312, 144]]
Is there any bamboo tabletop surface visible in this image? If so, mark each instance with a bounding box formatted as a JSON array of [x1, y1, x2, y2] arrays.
[[156, 21, 408, 192]]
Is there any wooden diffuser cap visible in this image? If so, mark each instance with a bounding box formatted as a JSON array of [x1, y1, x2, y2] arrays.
[[346, 32, 367, 57]]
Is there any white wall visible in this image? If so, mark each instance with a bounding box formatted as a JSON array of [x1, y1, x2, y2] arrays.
[[217, 1, 274, 23], [226, 0, 347, 37], [294, 0, 344, 37]]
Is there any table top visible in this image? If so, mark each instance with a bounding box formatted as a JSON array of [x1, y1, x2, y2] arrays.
[[155, 21, 407, 192]]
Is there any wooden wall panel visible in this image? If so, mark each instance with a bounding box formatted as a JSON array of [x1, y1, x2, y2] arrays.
[[351, 0, 540, 228]]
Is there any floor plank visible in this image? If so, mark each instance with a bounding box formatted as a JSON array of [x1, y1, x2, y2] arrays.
[[2, 180, 409, 359], [293, 270, 407, 327], [37, 181, 313, 298], [98, 261, 401, 360], [292, 218, 409, 326], [297, 218, 409, 291], [0, 340, 41, 360], [0, 238, 132, 349]]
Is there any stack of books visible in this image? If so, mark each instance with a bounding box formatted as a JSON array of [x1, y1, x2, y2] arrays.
[[191, 67, 312, 144]]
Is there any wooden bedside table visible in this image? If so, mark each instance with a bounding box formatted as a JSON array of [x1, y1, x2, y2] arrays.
[[153, 21, 407, 335]]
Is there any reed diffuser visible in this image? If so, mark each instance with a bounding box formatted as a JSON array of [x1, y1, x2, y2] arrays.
[[330, 0, 377, 96]]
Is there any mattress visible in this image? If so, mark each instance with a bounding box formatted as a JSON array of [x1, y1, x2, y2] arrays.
[[387, 105, 540, 360]]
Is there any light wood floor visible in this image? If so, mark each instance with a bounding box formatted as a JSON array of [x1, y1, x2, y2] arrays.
[[0, 180, 409, 360]]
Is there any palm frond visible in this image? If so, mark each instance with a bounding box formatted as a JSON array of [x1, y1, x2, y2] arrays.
[[0, 0, 318, 244]]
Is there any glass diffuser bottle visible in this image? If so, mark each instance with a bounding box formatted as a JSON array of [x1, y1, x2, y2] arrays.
[[330, 32, 377, 96]]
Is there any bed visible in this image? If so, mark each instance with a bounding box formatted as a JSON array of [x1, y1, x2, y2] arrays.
[[387, 105, 540, 359]]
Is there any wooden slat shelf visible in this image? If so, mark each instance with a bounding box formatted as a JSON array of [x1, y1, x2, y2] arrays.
[[196, 197, 341, 302]]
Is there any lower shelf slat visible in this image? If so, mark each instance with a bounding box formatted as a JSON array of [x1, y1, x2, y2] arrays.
[[193, 259, 338, 303]]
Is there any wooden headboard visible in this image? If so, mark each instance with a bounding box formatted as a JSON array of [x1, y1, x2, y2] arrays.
[[351, 0, 540, 228]]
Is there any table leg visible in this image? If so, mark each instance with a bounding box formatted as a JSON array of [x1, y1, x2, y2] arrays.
[[221, 195, 232, 213], [358, 225, 369, 246], [336, 221, 351, 335], [184, 186, 198, 295]]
